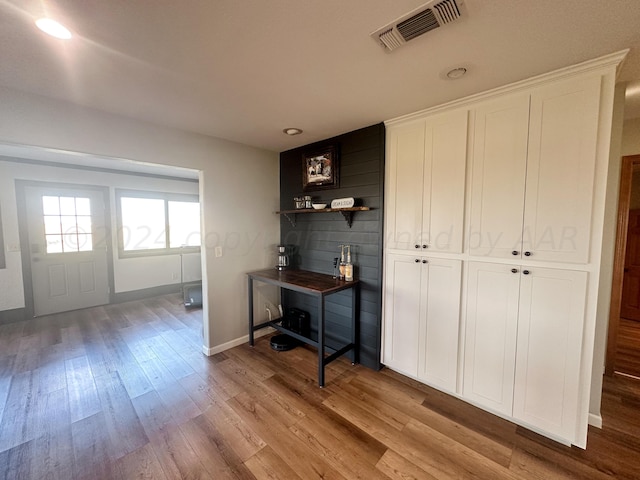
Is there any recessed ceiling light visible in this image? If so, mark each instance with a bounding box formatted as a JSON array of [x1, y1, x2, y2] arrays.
[[446, 67, 467, 80], [283, 128, 303, 136], [35, 18, 72, 40]]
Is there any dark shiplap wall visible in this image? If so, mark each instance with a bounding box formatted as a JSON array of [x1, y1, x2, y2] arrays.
[[279, 123, 384, 370]]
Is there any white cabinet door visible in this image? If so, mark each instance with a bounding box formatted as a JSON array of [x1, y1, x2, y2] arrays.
[[386, 122, 425, 251], [513, 267, 587, 441], [523, 76, 601, 263], [463, 261, 520, 415], [417, 258, 462, 393], [383, 253, 422, 376], [468, 94, 530, 259], [386, 110, 468, 253], [421, 110, 468, 253]]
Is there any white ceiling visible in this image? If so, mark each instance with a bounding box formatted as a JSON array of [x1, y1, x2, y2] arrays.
[[1, 0, 640, 155]]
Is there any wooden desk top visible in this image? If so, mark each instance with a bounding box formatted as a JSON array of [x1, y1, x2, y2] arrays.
[[247, 268, 359, 296]]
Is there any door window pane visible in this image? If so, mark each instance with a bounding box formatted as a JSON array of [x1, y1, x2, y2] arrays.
[[45, 235, 63, 253], [75, 197, 91, 215], [59, 197, 76, 215], [76, 216, 92, 234], [42, 196, 60, 215], [168, 201, 201, 248], [44, 216, 62, 235], [77, 234, 93, 252]]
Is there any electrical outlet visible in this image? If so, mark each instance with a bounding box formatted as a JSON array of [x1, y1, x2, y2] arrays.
[[6, 244, 20, 252], [215, 246, 222, 258]]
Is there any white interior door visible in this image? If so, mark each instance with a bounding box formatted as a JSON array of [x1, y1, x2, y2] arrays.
[[25, 185, 110, 316]]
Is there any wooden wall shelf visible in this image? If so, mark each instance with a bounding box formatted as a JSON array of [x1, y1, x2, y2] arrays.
[[276, 207, 371, 228]]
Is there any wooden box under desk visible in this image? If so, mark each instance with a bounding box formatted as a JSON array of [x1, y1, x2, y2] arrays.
[[246, 268, 360, 387]]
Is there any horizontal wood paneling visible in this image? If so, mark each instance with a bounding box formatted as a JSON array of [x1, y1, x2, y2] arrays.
[[280, 124, 385, 369]]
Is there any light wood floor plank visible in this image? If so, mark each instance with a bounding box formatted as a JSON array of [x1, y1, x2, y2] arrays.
[[1, 293, 638, 479]]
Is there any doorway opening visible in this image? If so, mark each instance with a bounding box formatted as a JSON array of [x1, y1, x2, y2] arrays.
[[606, 154, 640, 378]]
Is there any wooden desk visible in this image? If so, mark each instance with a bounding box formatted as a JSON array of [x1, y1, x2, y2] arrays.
[[247, 268, 360, 387]]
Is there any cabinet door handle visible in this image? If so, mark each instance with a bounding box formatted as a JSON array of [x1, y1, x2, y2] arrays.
[[415, 244, 420, 249], [422, 259, 428, 264], [523, 270, 530, 275], [511, 268, 518, 273], [524, 251, 532, 256], [415, 258, 420, 263], [422, 244, 428, 249], [512, 250, 519, 256]]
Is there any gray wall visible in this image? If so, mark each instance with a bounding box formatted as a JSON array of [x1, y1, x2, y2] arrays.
[[279, 123, 384, 369]]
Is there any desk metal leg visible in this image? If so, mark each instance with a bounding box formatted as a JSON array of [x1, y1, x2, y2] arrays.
[[248, 277, 254, 346], [352, 284, 360, 365], [318, 295, 325, 387]]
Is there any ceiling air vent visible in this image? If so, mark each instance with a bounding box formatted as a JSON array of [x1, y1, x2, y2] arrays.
[[372, 0, 465, 52]]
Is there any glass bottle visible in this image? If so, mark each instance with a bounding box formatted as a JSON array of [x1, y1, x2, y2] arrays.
[[345, 245, 353, 282], [339, 245, 346, 280]]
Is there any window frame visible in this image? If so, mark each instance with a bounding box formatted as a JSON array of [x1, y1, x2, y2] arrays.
[[0, 203, 5, 269], [115, 189, 201, 258]]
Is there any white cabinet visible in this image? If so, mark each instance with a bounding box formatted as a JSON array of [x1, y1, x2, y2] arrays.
[[468, 94, 530, 258], [386, 109, 468, 253], [383, 253, 461, 392], [463, 262, 520, 415], [383, 253, 422, 377], [463, 261, 587, 441], [383, 51, 623, 448], [468, 75, 602, 263]]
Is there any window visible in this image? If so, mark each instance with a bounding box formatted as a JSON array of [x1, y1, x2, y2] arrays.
[[116, 190, 200, 256], [42, 195, 93, 253]]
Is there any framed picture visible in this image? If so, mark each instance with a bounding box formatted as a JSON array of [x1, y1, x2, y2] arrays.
[[302, 145, 339, 191]]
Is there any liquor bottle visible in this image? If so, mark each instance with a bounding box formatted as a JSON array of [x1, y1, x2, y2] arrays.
[[339, 245, 346, 280], [345, 245, 353, 282]]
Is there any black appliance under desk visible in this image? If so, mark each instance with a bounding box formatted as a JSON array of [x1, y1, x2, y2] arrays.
[[246, 268, 360, 387]]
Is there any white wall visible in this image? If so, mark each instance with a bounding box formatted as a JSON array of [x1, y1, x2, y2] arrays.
[[0, 175, 25, 310], [0, 86, 280, 351], [622, 117, 640, 155]]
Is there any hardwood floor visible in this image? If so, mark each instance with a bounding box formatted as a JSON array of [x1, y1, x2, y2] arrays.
[[614, 317, 640, 378], [0, 294, 639, 479]]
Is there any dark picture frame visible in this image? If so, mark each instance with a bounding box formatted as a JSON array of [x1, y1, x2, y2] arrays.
[[302, 145, 339, 191]]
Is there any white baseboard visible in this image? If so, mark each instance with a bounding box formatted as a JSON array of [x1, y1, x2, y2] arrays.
[[202, 327, 275, 356], [588, 413, 603, 429]]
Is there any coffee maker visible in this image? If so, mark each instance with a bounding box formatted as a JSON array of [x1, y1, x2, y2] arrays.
[[276, 245, 289, 270]]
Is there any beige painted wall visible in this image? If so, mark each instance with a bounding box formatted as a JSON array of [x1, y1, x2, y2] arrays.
[[622, 117, 640, 156], [0, 86, 280, 352]]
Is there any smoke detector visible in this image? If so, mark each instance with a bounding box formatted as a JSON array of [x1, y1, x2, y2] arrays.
[[371, 0, 465, 52]]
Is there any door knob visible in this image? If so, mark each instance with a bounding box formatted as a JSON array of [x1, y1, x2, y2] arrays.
[[511, 268, 518, 273], [523, 270, 530, 275], [415, 259, 420, 263], [415, 244, 420, 249], [524, 251, 532, 256], [422, 259, 428, 264], [512, 250, 519, 256], [422, 244, 428, 249]]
